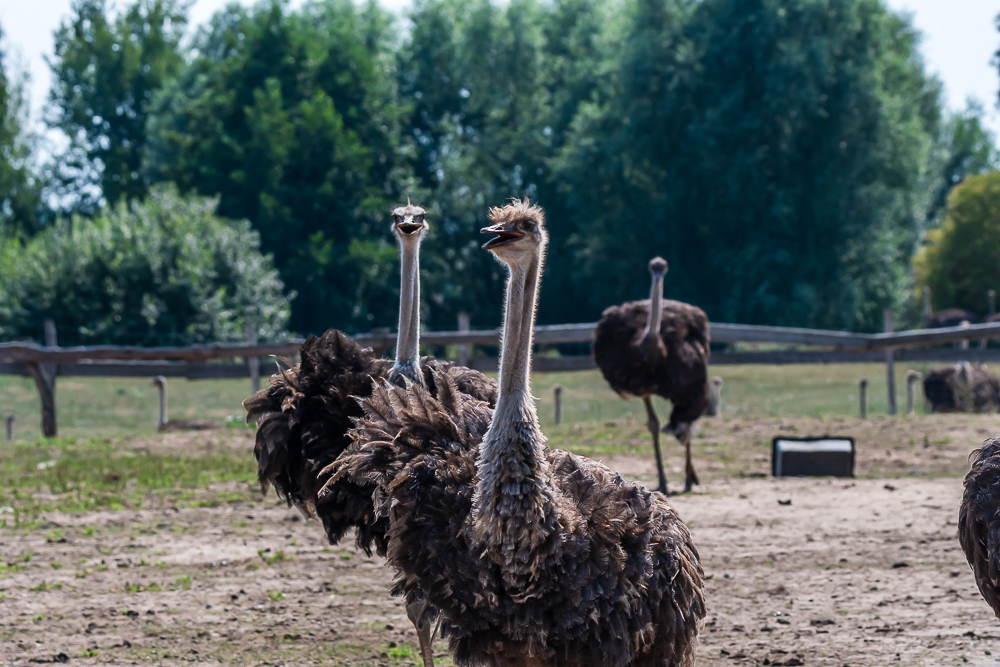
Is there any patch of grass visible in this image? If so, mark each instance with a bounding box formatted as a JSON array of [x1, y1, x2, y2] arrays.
[[0, 436, 256, 519], [173, 576, 192, 590], [30, 582, 62, 591], [267, 589, 285, 601], [259, 549, 294, 566], [389, 646, 413, 658]]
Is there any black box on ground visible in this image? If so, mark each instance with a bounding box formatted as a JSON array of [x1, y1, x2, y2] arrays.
[[771, 437, 855, 478]]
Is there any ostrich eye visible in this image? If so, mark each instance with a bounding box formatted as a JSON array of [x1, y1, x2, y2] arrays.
[[519, 220, 535, 232]]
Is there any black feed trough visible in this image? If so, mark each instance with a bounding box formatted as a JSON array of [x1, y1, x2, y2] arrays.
[[772, 436, 855, 478]]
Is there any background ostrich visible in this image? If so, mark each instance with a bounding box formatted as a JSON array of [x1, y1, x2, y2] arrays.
[[151, 376, 221, 431], [243, 202, 496, 667], [922, 285, 977, 329], [959, 436, 1000, 618], [593, 257, 710, 493], [329, 201, 705, 667], [923, 363, 1000, 413]]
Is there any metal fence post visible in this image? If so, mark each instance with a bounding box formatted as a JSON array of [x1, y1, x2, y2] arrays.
[[884, 309, 897, 416], [457, 312, 471, 367], [859, 378, 868, 419], [553, 385, 564, 425], [245, 321, 260, 394]]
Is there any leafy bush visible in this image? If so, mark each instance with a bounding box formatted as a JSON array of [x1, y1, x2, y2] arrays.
[[913, 171, 1000, 317], [0, 185, 291, 345]]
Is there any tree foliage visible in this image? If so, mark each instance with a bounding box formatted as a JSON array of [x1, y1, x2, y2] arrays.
[[913, 171, 1000, 319], [0, 26, 44, 235], [146, 0, 409, 335], [47, 0, 187, 212], [0, 185, 290, 346]]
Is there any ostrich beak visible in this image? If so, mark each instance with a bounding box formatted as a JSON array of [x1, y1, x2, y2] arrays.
[[481, 223, 524, 250], [395, 219, 424, 235]]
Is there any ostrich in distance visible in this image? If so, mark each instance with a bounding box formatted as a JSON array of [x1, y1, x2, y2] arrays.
[[243, 202, 496, 667], [327, 200, 706, 667], [593, 257, 710, 493], [922, 285, 977, 329], [959, 436, 1000, 618]]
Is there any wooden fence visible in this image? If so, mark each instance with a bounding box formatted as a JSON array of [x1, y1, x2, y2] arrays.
[[4, 319, 1000, 436]]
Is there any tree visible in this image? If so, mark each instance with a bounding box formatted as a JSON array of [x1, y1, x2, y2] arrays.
[[0, 185, 290, 346], [47, 0, 186, 212], [0, 26, 45, 235], [146, 0, 409, 335], [924, 100, 999, 225], [913, 171, 1000, 319], [554, 0, 941, 331]]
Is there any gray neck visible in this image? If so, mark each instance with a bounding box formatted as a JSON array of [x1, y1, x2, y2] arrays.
[[642, 273, 664, 340], [392, 235, 422, 380], [475, 248, 550, 546]]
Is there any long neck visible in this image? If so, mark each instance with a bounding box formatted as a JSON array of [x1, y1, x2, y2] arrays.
[[393, 236, 421, 380], [642, 273, 664, 339], [474, 248, 552, 581]]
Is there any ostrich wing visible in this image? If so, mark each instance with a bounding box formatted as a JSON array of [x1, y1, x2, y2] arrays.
[[960, 438, 1000, 617]]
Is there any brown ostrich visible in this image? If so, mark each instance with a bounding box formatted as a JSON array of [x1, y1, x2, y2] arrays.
[[327, 200, 705, 667], [959, 436, 1000, 618], [922, 285, 977, 329], [243, 202, 496, 666], [923, 362, 1000, 413], [592, 257, 710, 493]]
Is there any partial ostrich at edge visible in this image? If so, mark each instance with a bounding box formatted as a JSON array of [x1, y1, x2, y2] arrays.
[[959, 436, 1000, 618], [328, 200, 705, 667], [243, 202, 496, 667], [923, 363, 1000, 413], [923, 285, 977, 329], [593, 258, 710, 492]]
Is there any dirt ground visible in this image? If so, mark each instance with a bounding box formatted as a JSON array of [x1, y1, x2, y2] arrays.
[[3, 416, 1000, 666]]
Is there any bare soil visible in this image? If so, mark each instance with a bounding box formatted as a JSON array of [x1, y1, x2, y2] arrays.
[[3, 416, 1000, 666]]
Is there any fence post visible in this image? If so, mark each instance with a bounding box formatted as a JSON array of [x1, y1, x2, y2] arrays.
[[884, 309, 897, 416], [859, 378, 868, 419], [245, 321, 260, 394], [959, 320, 970, 351], [984, 292, 997, 350], [906, 370, 922, 416], [26, 319, 59, 437], [553, 385, 564, 425], [5, 415, 14, 442], [457, 312, 471, 367], [707, 376, 723, 417]]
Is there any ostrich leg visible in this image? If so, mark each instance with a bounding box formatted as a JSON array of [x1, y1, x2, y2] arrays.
[[680, 426, 700, 492], [643, 397, 669, 494], [406, 597, 435, 667]]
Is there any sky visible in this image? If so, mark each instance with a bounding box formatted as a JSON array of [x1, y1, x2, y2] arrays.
[[0, 0, 998, 137]]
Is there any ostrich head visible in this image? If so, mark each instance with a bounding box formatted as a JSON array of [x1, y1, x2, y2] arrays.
[[649, 257, 668, 278], [480, 199, 548, 264], [391, 201, 428, 241]]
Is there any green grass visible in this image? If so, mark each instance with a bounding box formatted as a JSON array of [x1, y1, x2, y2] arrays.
[[0, 363, 938, 441], [0, 436, 257, 522]]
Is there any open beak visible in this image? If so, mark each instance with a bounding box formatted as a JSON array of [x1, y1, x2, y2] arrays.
[[481, 223, 524, 250], [396, 221, 424, 235]]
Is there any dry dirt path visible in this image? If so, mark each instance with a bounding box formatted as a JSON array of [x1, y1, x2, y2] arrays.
[[1, 458, 997, 666]]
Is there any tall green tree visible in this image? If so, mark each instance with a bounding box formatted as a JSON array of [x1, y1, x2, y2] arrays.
[[398, 0, 625, 329], [555, 0, 941, 331], [47, 0, 186, 212], [0, 26, 44, 235], [147, 0, 409, 335]]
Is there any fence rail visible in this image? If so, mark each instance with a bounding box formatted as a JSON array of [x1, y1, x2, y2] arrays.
[[4, 319, 1000, 437]]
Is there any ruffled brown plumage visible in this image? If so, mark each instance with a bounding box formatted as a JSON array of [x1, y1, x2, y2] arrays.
[[326, 372, 706, 667], [594, 298, 710, 430], [959, 437, 1000, 617], [243, 329, 496, 555]]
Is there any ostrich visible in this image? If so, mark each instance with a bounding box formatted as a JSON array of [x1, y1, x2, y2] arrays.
[[923, 362, 1000, 413], [959, 436, 1000, 618], [151, 376, 221, 432], [328, 200, 706, 667], [593, 257, 710, 493], [243, 202, 496, 666], [922, 285, 977, 329]]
